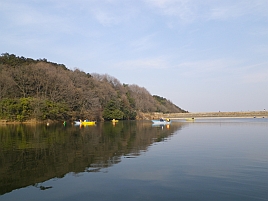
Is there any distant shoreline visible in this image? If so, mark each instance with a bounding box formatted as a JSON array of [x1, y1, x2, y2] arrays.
[[151, 111, 268, 119], [1, 111, 267, 124]]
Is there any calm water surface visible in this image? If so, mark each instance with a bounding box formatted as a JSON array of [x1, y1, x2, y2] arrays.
[[0, 119, 268, 201]]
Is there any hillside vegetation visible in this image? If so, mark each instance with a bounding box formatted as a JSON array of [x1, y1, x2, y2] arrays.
[[0, 53, 186, 122]]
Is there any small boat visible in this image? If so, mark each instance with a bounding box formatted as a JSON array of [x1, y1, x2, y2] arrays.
[[81, 121, 96, 126], [111, 119, 119, 123], [152, 118, 171, 125], [185, 118, 195, 122], [74, 121, 81, 125], [74, 120, 96, 126]]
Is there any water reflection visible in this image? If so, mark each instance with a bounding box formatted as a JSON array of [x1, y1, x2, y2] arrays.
[[0, 121, 183, 195]]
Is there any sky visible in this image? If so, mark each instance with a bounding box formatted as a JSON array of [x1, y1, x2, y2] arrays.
[[1, 0, 268, 112]]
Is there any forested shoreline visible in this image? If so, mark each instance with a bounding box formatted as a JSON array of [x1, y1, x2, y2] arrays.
[[0, 53, 186, 122]]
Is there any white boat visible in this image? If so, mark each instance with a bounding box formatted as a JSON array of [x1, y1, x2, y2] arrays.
[[152, 119, 171, 125], [74, 121, 81, 125]]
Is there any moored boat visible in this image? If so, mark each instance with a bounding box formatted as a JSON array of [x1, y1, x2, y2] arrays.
[[152, 118, 171, 125], [74, 120, 96, 126], [185, 118, 195, 122], [81, 121, 96, 125], [74, 121, 81, 125]]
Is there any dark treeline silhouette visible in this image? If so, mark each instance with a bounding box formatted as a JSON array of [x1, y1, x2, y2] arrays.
[[0, 53, 186, 122]]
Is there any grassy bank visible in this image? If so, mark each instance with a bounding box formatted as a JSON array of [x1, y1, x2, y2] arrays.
[[148, 111, 268, 119]]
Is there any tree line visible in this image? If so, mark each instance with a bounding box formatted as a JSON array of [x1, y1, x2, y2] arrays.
[[0, 53, 186, 122]]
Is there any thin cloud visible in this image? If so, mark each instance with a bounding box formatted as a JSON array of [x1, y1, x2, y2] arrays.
[[129, 34, 157, 52], [249, 27, 268, 36], [1, 1, 60, 26], [174, 59, 243, 80], [176, 59, 268, 84], [241, 63, 268, 83], [92, 10, 120, 26], [144, 0, 268, 24], [114, 57, 169, 70], [0, 1, 73, 36], [84, 1, 140, 27], [243, 71, 268, 83], [145, 0, 198, 23], [209, 1, 268, 21]]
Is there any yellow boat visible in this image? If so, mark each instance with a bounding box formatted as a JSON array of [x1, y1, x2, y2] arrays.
[[81, 121, 96, 126], [185, 118, 195, 122], [111, 119, 119, 123]]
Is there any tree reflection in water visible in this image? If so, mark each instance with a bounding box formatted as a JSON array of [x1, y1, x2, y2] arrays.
[[0, 121, 183, 195]]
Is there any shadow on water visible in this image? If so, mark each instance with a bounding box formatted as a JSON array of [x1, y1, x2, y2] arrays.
[[0, 121, 183, 195]]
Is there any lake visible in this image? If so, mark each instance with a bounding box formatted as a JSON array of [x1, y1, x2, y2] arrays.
[[0, 118, 268, 201]]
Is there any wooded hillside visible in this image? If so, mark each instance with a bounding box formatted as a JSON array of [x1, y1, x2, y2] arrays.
[[0, 53, 186, 122]]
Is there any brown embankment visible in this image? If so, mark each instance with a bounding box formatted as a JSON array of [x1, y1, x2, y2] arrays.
[[143, 111, 268, 120]]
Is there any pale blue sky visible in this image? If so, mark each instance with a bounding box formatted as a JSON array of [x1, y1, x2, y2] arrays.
[[1, 0, 268, 112]]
